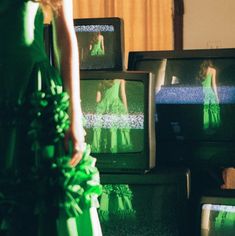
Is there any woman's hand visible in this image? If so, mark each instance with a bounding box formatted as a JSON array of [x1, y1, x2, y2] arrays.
[[70, 149, 83, 167], [64, 127, 86, 167]]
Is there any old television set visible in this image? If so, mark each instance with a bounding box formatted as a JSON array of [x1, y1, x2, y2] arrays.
[[99, 168, 190, 236], [80, 71, 156, 173], [74, 17, 124, 71], [197, 190, 235, 236], [128, 48, 235, 168]]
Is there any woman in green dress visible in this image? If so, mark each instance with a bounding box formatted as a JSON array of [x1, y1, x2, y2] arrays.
[[91, 79, 132, 153], [0, 1, 102, 235], [198, 60, 221, 132], [89, 32, 105, 56]]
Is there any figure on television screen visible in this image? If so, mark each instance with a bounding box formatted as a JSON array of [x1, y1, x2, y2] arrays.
[[90, 79, 135, 229], [98, 184, 136, 231], [92, 79, 132, 153], [198, 60, 221, 132], [89, 31, 105, 56]]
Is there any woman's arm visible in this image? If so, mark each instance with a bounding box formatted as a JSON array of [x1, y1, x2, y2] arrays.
[[100, 35, 105, 53], [96, 91, 102, 103], [95, 82, 102, 103], [211, 68, 219, 102], [52, 0, 85, 166], [120, 79, 128, 112]]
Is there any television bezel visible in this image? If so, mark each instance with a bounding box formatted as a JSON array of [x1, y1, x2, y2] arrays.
[[196, 189, 235, 236], [128, 48, 235, 70], [80, 70, 156, 173], [74, 17, 125, 71]]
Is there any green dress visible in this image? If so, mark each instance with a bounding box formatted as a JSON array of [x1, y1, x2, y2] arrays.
[[90, 38, 105, 56], [91, 79, 132, 153], [202, 74, 221, 131], [0, 1, 102, 236]]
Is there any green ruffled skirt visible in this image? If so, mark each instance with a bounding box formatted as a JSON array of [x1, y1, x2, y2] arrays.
[[0, 60, 103, 236]]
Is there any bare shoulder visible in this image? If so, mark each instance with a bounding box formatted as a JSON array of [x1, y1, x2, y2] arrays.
[[209, 67, 216, 76], [98, 34, 104, 40], [119, 79, 126, 84]]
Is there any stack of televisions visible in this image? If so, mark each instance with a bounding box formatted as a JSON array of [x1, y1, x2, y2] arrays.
[[44, 18, 235, 236]]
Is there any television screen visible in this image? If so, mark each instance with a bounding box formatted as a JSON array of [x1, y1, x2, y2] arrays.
[[80, 71, 156, 172], [74, 17, 124, 71], [199, 190, 235, 236], [128, 49, 235, 167], [99, 168, 190, 236]]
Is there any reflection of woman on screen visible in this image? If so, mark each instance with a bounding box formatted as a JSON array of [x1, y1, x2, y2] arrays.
[[198, 60, 221, 131], [92, 79, 132, 153], [92, 80, 135, 226], [89, 32, 105, 56]]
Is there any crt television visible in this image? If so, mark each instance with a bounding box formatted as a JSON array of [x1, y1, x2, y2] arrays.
[[74, 17, 124, 71], [99, 168, 190, 236], [80, 71, 156, 173], [198, 190, 235, 236], [128, 48, 235, 168]]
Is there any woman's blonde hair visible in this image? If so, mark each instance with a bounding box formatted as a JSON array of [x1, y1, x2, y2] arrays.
[[198, 60, 214, 81]]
